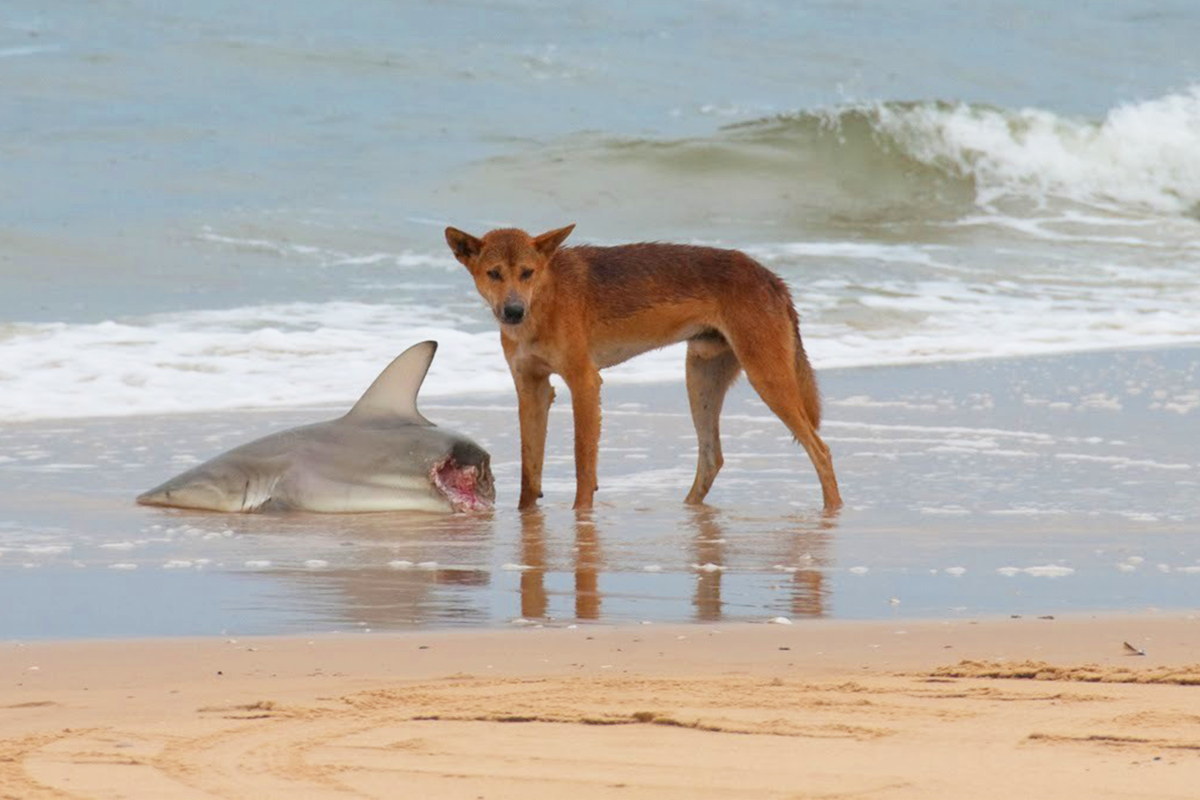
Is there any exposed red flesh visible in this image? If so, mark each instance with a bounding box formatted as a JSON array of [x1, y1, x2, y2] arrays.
[[431, 459, 493, 512]]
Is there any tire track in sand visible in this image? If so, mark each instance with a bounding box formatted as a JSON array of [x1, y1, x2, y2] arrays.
[[5, 671, 1198, 799]]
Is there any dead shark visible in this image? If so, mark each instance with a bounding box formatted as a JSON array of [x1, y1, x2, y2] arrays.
[[136, 341, 495, 513]]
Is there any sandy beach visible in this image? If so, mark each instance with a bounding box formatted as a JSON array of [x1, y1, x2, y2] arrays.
[[3, 615, 1199, 799]]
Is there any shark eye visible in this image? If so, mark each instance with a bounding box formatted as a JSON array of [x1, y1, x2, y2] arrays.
[[520, 268, 534, 281], [486, 269, 502, 281]]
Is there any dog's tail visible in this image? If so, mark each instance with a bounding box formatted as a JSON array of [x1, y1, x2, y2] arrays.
[[788, 305, 822, 429]]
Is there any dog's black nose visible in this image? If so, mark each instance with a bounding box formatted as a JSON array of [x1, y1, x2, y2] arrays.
[[501, 302, 525, 324]]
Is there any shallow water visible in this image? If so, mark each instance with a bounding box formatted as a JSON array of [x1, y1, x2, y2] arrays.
[[2, 347, 1196, 638]]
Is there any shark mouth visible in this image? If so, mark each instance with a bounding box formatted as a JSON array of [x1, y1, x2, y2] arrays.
[[431, 457, 495, 512]]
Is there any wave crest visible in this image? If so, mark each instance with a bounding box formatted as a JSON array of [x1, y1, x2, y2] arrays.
[[861, 87, 1200, 215], [471, 89, 1200, 232]]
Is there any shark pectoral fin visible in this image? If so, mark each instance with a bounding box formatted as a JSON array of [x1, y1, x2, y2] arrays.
[[343, 341, 437, 426]]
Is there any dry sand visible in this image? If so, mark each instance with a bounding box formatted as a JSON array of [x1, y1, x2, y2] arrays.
[[3, 614, 1199, 799]]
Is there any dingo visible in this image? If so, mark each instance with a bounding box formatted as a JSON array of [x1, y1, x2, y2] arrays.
[[445, 224, 841, 512]]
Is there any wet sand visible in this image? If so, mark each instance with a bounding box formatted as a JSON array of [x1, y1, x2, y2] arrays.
[[3, 614, 1199, 799], [2, 346, 1198, 636]]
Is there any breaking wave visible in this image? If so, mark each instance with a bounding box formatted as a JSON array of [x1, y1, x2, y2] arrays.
[[863, 88, 1200, 215], [585, 87, 1200, 220]]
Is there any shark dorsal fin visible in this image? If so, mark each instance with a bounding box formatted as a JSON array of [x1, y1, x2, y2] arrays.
[[344, 341, 437, 425]]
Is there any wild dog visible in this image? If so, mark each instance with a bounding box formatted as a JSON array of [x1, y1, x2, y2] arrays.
[[445, 224, 842, 512]]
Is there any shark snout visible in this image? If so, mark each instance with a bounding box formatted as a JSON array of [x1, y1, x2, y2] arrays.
[[137, 466, 275, 513], [136, 487, 171, 506], [137, 482, 228, 511]]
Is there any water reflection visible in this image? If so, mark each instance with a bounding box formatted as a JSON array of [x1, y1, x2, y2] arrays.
[[509, 505, 833, 626], [108, 501, 839, 634], [517, 509, 604, 621], [518, 510, 547, 619], [689, 507, 833, 621], [250, 512, 498, 630], [691, 506, 725, 621], [574, 515, 602, 621], [783, 514, 835, 619]]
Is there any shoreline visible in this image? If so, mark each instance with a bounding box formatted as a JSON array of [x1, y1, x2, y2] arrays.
[[1, 608, 1195, 649], [3, 339, 1199, 428]]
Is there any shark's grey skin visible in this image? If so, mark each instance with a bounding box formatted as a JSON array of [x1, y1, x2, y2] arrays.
[[136, 342, 494, 513]]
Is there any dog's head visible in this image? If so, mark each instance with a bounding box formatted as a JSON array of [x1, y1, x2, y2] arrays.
[[444, 224, 575, 328]]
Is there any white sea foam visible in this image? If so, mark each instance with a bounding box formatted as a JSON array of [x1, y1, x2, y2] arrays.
[[195, 229, 454, 271], [4, 209, 1200, 422], [1054, 454, 1193, 471], [746, 241, 948, 267], [0, 45, 60, 58], [24, 544, 71, 555], [0, 306, 511, 421], [873, 87, 1200, 215], [919, 506, 970, 516], [997, 565, 1075, 578]]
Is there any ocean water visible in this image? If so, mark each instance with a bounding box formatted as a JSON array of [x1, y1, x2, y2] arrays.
[[2, 2, 1200, 635], [2, 0, 1199, 420]]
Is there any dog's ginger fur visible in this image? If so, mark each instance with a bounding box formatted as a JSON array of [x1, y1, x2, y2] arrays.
[[446, 224, 841, 512]]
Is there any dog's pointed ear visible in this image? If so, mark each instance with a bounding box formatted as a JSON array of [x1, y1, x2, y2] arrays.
[[533, 224, 575, 258], [445, 226, 483, 267]]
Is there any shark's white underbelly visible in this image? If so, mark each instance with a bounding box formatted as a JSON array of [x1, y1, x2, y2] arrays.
[[277, 471, 450, 514]]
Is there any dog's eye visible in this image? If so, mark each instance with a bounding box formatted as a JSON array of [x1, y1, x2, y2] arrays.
[[486, 269, 502, 281], [520, 269, 534, 281]]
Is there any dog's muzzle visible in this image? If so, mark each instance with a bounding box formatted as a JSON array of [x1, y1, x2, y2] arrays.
[[499, 301, 525, 325]]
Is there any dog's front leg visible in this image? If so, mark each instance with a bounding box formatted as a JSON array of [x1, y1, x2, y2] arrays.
[[513, 369, 554, 509], [563, 363, 602, 510]]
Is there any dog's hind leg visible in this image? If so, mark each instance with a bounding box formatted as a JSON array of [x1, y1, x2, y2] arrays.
[[684, 338, 741, 505], [731, 330, 843, 512]]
